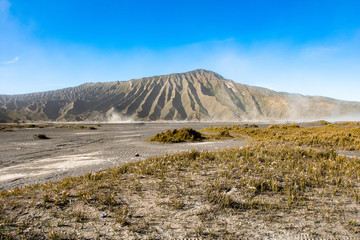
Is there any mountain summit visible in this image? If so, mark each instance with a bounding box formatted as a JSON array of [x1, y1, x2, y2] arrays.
[[1, 69, 360, 122]]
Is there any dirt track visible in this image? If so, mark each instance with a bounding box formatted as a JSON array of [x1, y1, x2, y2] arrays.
[[0, 122, 247, 190]]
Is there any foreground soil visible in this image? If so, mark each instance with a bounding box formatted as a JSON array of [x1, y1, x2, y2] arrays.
[[1, 121, 360, 239]]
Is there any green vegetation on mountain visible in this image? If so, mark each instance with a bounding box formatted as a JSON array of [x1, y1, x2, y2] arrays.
[[0, 108, 24, 123]]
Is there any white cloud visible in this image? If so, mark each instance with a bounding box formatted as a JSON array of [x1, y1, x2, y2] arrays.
[[1, 56, 19, 64], [300, 46, 340, 59]]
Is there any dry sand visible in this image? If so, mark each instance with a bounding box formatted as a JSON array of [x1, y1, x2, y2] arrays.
[[0, 122, 247, 190]]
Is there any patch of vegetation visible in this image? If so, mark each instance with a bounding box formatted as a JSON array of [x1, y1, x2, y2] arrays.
[[201, 122, 360, 151], [33, 134, 50, 140], [0, 123, 51, 131], [0, 108, 24, 123], [148, 127, 205, 143], [55, 124, 98, 130], [243, 123, 259, 128], [304, 120, 332, 126], [207, 129, 234, 140]]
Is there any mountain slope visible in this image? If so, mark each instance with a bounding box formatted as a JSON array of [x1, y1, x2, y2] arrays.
[[0, 69, 359, 122]]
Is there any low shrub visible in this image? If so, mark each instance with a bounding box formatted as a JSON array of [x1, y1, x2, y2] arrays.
[[148, 127, 204, 143], [33, 134, 50, 140]]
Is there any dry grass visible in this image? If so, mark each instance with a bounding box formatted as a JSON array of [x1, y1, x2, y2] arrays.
[[149, 127, 234, 143], [0, 123, 51, 131], [148, 127, 204, 143], [201, 122, 360, 151], [0, 123, 99, 131], [33, 134, 50, 140], [1, 122, 360, 239], [55, 124, 98, 130]]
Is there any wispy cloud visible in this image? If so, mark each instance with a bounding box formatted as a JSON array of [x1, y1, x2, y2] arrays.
[[1, 56, 19, 64], [0, 0, 10, 21]]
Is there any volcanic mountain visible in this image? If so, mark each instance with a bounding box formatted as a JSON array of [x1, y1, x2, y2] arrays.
[[1, 69, 360, 122]]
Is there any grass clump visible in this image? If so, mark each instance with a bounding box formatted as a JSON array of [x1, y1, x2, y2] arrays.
[[207, 129, 234, 140], [304, 120, 331, 126], [55, 124, 98, 130], [33, 134, 50, 140], [148, 127, 204, 143]]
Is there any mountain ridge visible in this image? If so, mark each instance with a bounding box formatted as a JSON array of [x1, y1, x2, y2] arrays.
[[1, 69, 359, 122]]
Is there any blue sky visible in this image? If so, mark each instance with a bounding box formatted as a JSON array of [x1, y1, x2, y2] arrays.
[[1, 0, 360, 101]]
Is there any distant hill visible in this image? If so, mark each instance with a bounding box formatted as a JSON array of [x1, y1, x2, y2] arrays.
[[1, 69, 360, 122]]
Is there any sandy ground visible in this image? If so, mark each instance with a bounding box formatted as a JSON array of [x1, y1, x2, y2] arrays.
[[0, 122, 248, 190]]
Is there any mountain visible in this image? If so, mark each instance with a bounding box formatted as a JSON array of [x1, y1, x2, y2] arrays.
[[1, 69, 360, 122]]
